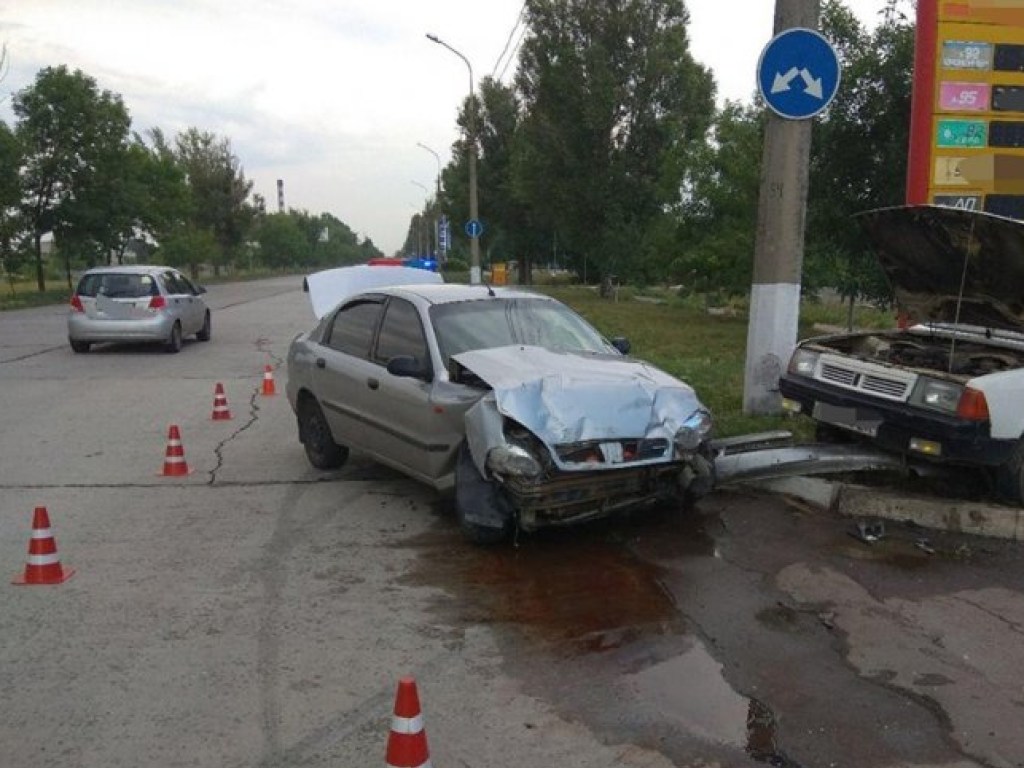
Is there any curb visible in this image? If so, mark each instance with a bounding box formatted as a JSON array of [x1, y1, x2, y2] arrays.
[[749, 476, 1024, 542]]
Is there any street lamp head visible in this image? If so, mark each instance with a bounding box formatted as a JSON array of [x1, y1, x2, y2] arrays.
[[426, 33, 440, 44]]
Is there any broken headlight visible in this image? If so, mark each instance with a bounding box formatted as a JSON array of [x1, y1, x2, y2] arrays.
[[787, 348, 819, 377], [674, 409, 713, 452], [486, 444, 542, 478]]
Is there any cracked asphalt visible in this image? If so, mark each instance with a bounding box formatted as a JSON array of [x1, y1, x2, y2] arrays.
[[1, 276, 1021, 767]]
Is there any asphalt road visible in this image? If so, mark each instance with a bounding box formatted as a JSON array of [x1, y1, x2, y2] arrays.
[[1, 276, 1022, 768]]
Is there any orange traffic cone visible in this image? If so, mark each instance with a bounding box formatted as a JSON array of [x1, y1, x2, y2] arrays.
[[160, 424, 192, 476], [211, 382, 233, 420], [261, 365, 276, 396], [385, 677, 432, 768], [13, 506, 74, 585]]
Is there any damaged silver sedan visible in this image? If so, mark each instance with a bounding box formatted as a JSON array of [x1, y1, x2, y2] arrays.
[[286, 266, 715, 543]]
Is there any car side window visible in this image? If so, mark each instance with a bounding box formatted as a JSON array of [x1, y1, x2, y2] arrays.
[[325, 300, 383, 358], [375, 298, 430, 370], [160, 272, 184, 295], [176, 273, 199, 295]]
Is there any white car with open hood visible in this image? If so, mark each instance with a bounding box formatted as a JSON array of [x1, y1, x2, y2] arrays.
[[779, 205, 1024, 503], [286, 266, 715, 543]]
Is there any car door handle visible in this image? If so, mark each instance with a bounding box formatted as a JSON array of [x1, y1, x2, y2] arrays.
[[367, 377, 380, 390], [316, 358, 326, 369]]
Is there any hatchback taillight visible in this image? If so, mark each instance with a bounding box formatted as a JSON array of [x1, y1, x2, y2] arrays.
[[70, 295, 84, 312], [148, 295, 167, 310]]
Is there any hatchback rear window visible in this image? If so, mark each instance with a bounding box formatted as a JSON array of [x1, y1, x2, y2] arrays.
[[76, 273, 159, 299]]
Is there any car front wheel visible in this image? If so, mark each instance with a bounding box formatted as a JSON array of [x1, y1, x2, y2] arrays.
[[298, 397, 348, 470], [70, 339, 90, 354], [454, 444, 513, 544]]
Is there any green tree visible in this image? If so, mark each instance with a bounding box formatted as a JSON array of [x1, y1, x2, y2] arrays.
[[13, 65, 131, 290], [0, 121, 27, 290], [512, 0, 715, 284], [173, 128, 255, 274], [673, 101, 765, 297], [255, 212, 310, 269], [132, 131, 191, 249], [155, 224, 220, 272], [807, 0, 915, 312]]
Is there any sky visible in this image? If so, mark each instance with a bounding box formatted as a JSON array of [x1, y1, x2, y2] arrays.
[[0, 1, 894, 255]]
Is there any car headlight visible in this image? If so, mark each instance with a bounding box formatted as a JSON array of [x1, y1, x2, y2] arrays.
[[674, 409, 713, 452], [486, 444, 542, 478], [787, 348, 819, 377], [909, 377, 963, 414]]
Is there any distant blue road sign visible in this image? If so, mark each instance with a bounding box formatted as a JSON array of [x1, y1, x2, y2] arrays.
[[757, 27, 841, 120], [464, 219, 483, 238]]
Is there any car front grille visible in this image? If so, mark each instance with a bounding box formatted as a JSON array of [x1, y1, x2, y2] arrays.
[[502, 463, 684, 529], [556, 438, 670, 464], [815, 354, 913, 401], [820, 363, 858, 387]]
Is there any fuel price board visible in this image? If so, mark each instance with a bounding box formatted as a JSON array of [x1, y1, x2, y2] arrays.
[[907, 0, 1024, 218]]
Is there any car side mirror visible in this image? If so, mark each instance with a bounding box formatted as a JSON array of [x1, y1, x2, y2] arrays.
[[387, 355, 432, 381], [195, 285, 207, 295], [611, 336, 631, 355]]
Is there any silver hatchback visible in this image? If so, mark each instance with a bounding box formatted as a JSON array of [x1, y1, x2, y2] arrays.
[[67, 265, 211, 353]]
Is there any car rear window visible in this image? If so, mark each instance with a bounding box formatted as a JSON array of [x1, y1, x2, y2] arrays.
[[76, 273, 159, 299]]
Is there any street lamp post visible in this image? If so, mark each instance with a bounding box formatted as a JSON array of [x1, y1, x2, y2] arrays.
[[411, 180, 430, 257], [416, 142, 442, 261], [426, 33, 480, 285]]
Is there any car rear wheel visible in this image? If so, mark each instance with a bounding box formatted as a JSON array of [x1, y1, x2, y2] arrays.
[[165, 322, 183, 353], [70, 339, 90, 354], [298, 397, 348, 469], [454, 443, 513, 544], [196, 312, 211, 341], [993, 439, 1024, 504]]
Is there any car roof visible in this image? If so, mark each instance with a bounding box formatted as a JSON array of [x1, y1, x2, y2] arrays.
[[80, 265, 179, 275], [384, 283, 553, 305]]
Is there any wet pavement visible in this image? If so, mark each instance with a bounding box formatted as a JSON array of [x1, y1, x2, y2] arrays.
[[403, 489, 1024, 767]]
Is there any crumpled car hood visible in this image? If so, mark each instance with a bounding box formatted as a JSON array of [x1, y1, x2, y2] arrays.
[[452, 345, 707, 447], [856, 205, 1024, 332], [303, 265, 443, 319]]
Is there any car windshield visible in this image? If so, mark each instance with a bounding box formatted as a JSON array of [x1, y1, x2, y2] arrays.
[[430, 297, 615, 365], [76, 273, 158, 299]]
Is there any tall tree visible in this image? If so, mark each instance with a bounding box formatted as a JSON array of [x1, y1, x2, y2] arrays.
[[173, 128, 255, 275], [513, 0, 714, 283], [0, 121, 26, 288], [13, 65, 131, 290], [806, 0, 915, 310], [673, 101, 765, 297]]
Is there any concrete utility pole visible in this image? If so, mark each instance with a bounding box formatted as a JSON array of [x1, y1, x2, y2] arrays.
[[743, 0, 820, 415]]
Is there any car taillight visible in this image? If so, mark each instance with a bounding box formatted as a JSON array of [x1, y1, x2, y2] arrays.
[[70, 295, 84, 312], [956, 387, 990, 421], [148, 295, 167, 310]]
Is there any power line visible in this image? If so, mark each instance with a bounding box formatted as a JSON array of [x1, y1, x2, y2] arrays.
[[491, 1, 527, 80], [496, 22, 528, 83]]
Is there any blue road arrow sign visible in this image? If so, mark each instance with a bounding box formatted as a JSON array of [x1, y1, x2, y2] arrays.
[[757, 27, 840, 120], [465, 218, 483, 238]]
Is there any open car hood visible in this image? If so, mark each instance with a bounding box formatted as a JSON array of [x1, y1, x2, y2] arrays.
[[856, 205, 1024, 332], [303, 265, 443, 319], [452, 345, 706, 447]]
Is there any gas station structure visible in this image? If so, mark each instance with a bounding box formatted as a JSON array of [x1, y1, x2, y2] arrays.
[[907, 0, 1024, 215]]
